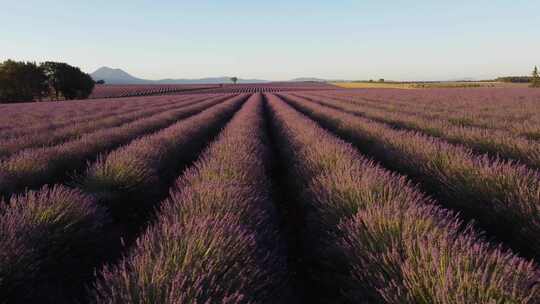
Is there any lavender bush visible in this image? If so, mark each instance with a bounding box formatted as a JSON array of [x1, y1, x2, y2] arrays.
[[267, 93, 540, 303], [294, 92, 540, 170], [80, 94, 247, 219], [0, 94, 233, 198], [279, 93, 540, 260], [90, 93, 289, 303], [0, 94, 206, 158], [0, 185, 107, 302]]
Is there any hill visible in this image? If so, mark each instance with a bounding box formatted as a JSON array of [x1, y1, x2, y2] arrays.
[[90, 67, 149, 84], [90, 67, 268, 84]]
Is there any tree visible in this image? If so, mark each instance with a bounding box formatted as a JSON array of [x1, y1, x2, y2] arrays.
[[496, 76, 532, 83], [0, 60, 48, 103], [41, 62, 95, 100], [532, 66, 540, 88], [230, 77, 238, 84]]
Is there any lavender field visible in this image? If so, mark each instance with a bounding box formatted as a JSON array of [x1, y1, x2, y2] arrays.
[[1, 85, 540, 303]]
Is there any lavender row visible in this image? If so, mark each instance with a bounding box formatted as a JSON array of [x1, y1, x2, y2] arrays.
[[0, 95, 210, 158], [266, 93, 540, 303], [317, 90, 540, 138], [0, 94, 205, 140], [90, 94, 288, 303], [317, 89, 540, 123], [79, 94, 247, 219], [279, 93, 540, 260], [0, 95, 247, 303], [0, 95, 182, 139], [0, 94, 233, 198], [301, 90, 530, 128], [0, 96, 159, 132], [90, 84, 219, 99], [295, 93, 540, 170], [0, 186, 107, 302], [311, 90, 540, 139]]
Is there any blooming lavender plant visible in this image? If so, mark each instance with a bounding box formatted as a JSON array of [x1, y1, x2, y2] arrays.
[[80, 94, 247, 219], [0, 94, 206, 158], [0, 185, 107, 303], [0, 94, 233, 198], [266, 93, 540, 303], [279, 92, 540, 260], [294, 92, 540, 171], [91, 94, 289, 303]]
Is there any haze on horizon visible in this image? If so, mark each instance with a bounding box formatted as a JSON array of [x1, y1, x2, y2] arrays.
[[2, 0, 539, 81]]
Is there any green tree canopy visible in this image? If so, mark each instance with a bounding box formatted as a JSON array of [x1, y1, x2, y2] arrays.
[[0, 60, 48, 103], [41, 61, 95, 100], [532, 66, 540, 88]]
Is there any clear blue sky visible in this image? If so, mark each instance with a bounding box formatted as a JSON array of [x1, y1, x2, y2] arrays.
[[1, 0, 539, 81]]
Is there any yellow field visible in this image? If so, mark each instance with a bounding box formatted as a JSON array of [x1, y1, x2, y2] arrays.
[[331, 81, 528, 89]]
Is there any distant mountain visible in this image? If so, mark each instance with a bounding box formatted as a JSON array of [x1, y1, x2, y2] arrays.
[[155, 77, 268, 84], [290, 77, 329, 82], [91, 67, 149, 84], [90, 67, 268, 84], [445, 77, 477, 82]]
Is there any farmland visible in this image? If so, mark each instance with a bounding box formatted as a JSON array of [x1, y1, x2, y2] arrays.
[[332, 81, 532, 89], [90, 82, 338, 98], [1, 84, 540, 303]]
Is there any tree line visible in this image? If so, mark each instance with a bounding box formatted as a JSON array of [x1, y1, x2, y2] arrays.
[[0, 60, 96, 103], [496, 66, 540, 87], [496, 76, 533, 83]]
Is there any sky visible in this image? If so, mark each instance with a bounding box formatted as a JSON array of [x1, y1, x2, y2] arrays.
[[1, 0, 539, 81]]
